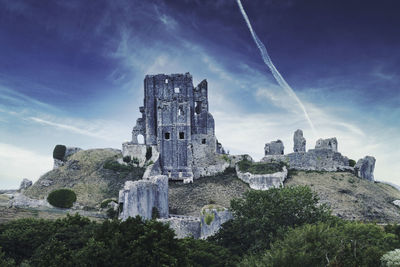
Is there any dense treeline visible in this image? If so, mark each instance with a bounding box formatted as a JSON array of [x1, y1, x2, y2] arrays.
[[1, 186, 400, 266]]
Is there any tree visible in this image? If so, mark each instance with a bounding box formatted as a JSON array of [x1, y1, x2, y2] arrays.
[[210, 186, 332, 255], [240, 221, 398, 267]]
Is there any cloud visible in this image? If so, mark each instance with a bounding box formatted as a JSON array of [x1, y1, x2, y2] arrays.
[[0, 143, 52, 189]]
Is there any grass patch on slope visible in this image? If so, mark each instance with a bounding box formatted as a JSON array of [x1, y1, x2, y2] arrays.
[[237, 159, 286, 174]]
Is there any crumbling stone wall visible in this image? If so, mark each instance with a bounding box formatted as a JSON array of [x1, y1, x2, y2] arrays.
[[118, 175, 168, 220], [264, 140, 284, 155], [125, 73, 221, 181]]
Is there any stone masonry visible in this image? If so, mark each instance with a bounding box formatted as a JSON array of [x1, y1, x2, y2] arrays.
[[123, 73, 223, 181]]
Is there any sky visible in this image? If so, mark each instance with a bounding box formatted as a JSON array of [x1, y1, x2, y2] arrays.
[[0, 0, 399, 189]]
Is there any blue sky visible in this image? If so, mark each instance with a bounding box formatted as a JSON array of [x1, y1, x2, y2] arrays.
[[0, 0, 399, 189]]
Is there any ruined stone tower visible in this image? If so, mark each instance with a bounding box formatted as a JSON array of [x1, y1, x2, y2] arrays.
[[123, 73, 220, 181]]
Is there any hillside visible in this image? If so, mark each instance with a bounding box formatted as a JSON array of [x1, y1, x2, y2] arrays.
[[24, 149, 145, 208], [285, 170, 400, 222], [15, 149, 400, 223]]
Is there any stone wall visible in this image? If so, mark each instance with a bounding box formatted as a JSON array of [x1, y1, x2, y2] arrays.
[[355, 156, 376, 181], [118, 175, 168, 220], [200, 205, 233, 239], [264, 140, 284, 155], [158, 215, 201, 239], [235, 165, 288, 190]]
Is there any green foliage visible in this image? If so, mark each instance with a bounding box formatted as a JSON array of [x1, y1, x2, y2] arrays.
[[0, 247, 16, 267], [204, 213, 215, 225], [151, 207, 160, 219], [122, 155, 131, 163], [381, 249, 400, 267], [145, 146, 152, 161], [103, 160, 144, 178], [237, 158, 286, 174], [182, 238, 238, 267], [349, 159, 357, 167], [53, 144, 66, 160], [210, 186, 332, 255], [348, 177, 356, 184], [246, 221, 398, 267], [106, 208, 118, 219], [132, 157, 139, 165], [47, 189, 77, 208], [221, 154, 230, 163], [100, 199, 114, 209], [0, 214, 187, 266]]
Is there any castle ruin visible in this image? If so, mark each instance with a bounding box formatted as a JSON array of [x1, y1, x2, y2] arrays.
[[122, 73, 224, 182]]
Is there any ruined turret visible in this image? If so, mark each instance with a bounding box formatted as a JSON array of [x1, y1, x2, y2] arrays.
[[293, 129, 306, 153]]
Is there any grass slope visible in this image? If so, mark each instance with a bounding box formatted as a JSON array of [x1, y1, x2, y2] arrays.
[[285, 171, 400, 222], [169, 168, 250, 216], [24, 149, 145, 208]]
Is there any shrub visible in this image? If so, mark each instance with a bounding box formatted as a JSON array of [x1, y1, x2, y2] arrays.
[[145, 146, 152, 161], [47, 189, 77, 208], [132, 157, 139, 165], [381, 249, 400, 267], [244, 221, 398, 267], [100, 199, 114, 209], [104, 160, 135, 172], [204, 213, 215, 225], [106, 208, 118, 219], [151, 207, 160, 220], [349, 159, 357, 167], [237, 158, 286, 174], [122, 156, 131, 163], [53, 145, 66, 160], [210, 186, 332, 255]]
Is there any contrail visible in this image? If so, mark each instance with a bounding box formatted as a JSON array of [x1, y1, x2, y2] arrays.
[[236, 0, 317, 136]]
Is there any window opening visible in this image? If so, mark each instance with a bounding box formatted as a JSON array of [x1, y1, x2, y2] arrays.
[[165, 79, 168, 84], [178, 106, 184, 116], [165, 132, 170, 140], [195, 101, 201, 114], [179, 132, 185, 139], [174, 87, 180, 93], [202, 139, 206, 144]]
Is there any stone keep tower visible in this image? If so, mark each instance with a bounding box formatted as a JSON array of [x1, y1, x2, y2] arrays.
[[123, 73, 218, 180]]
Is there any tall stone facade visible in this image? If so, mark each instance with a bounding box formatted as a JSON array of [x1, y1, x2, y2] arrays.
[[124, 73, 219, 180]]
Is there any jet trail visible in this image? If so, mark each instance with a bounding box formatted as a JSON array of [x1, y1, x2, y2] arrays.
[[236, 0, 317, 136]]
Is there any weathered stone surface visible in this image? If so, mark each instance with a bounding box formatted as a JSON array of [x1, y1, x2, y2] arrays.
[[264, 140, 284, 155], [236, 165, 288, 190], [53, 147, 82, 169], [315, 138, 338, 152], [9, 193, 51, 208], [65, 147, 82, 158], [200, 205, 232, 239], [118, 175, 168, 220], [355, 156, 376, 181], [158, 215, 201, 239], [121, 143, 147, 167], [19, 178, 32, 191], [39, 179, 53, 187], [127, 73, 222, 180], [393, 200, 400, 208], [287, 149, 351, 172], [53, 159, 65, 169], [293, 129, 306, 153]]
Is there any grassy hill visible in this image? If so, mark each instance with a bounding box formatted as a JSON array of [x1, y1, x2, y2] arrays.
[[24, 149, 145, 208], [8, 150, 400, 224], [285, 170, 400, 222]]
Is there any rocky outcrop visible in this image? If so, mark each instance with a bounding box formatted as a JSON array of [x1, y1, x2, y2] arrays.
[[19, 178, 32, 191], [9, 193, 51, 208], [118, 175, 168, 220], [158, 215, 201, 239], [264, 140, 284, 155], [200, 205, 232, 239], [293, 129, 306, 152], [53, 146, 82, 169], [236, 165, 288, 190], [355, 156, 376, 181], [315, 138, 338, 152]]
